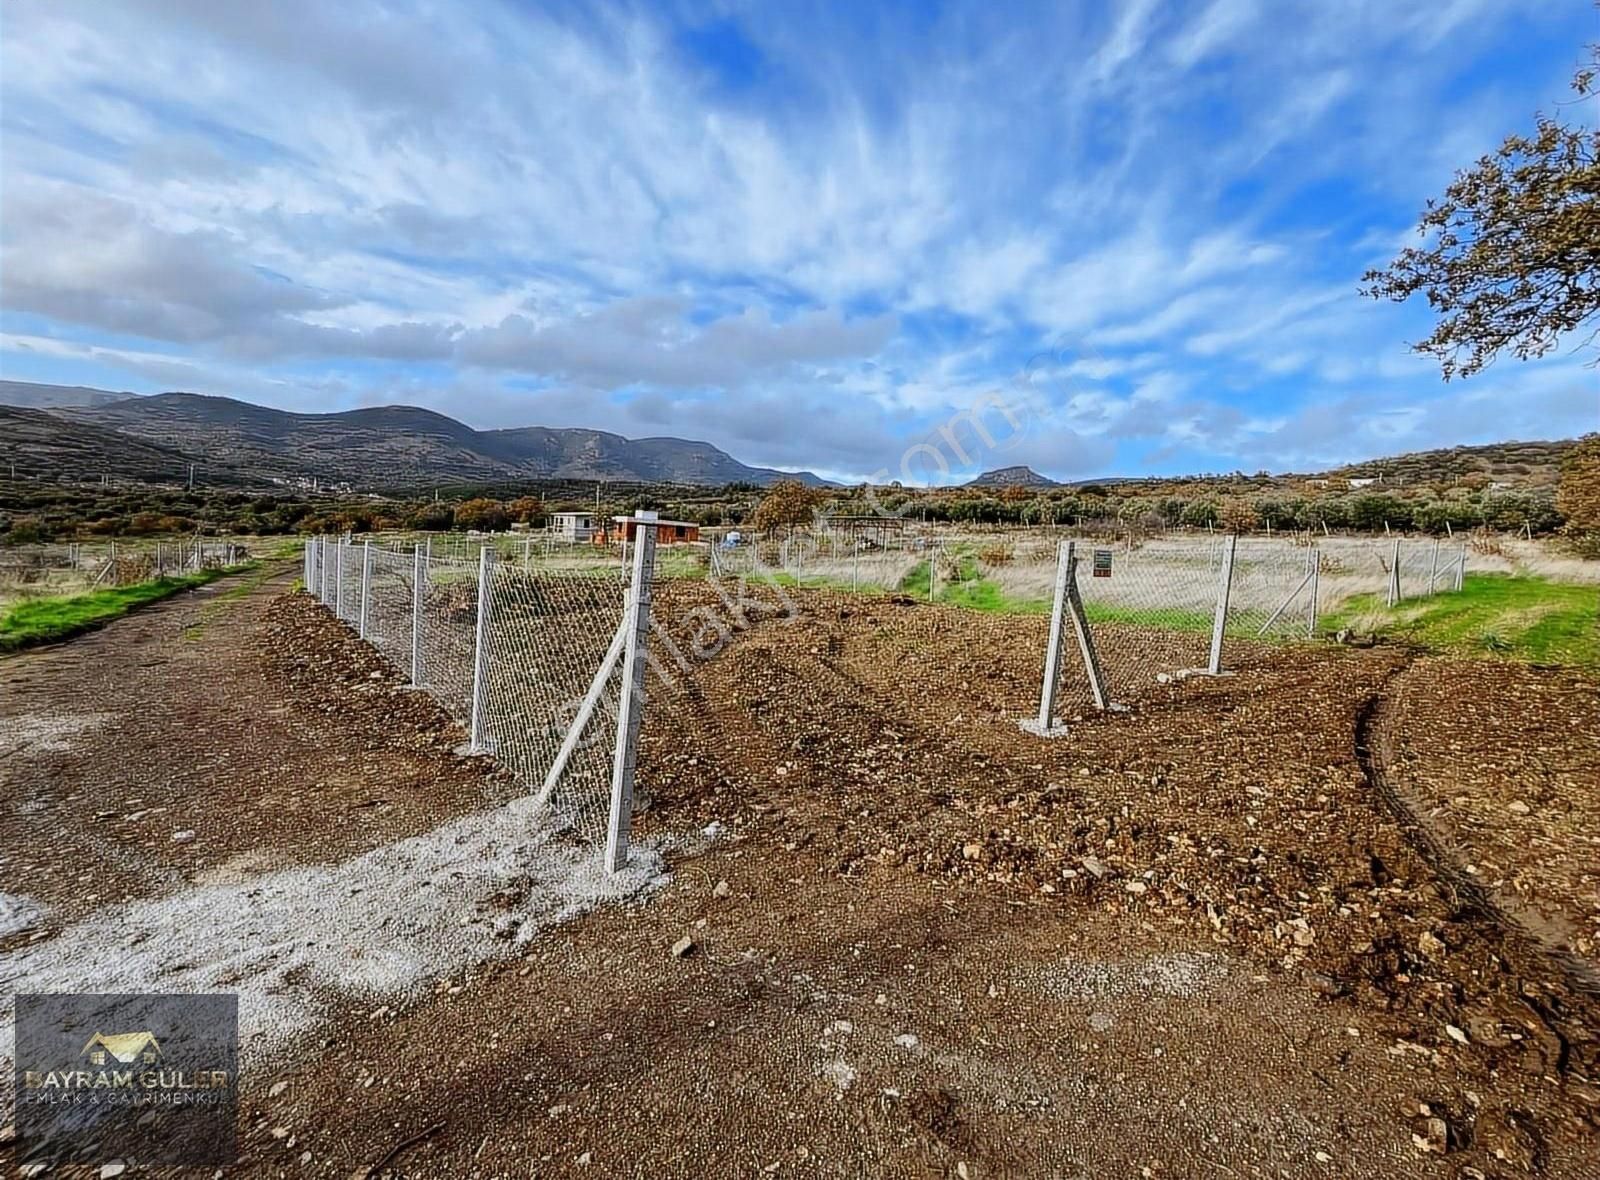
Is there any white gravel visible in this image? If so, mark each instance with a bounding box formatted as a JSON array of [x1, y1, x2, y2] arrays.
[[1029, 951, 1230, 1002], [0, 796, 667, 1065]]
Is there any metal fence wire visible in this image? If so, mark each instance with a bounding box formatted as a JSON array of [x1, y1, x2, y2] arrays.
[[1027, 532, 1469, 728], [305, 534, 648, 859]]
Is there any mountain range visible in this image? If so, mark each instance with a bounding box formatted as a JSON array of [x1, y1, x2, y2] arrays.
[[0, 380, 830, 489]]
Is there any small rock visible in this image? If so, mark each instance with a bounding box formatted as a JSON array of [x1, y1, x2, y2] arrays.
[[1445, 1024, 1470, 1046], [712, 879, 731, 898], [670, 936, 696, 959], [271, 1126, 291, 1140], [299, 1151, 313, 1164], [576, 1151, 593, 1166], [1417, 931, 1446, 959], [1506, 800, 1531, 815], [1080, 856, 1110, 880], [1414, 1115, 1449, 1153], [893, 1033, 919, 1049], [1124, 881, 1147, 895], [100, 1164, 127, 1179], [269, 1080, 290, 1098], [171, 830, 197, 844]]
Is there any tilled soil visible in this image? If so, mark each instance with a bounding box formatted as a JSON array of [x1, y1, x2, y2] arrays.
[[3, 576, 1599, 1178], [1385, 657, 1600, 969]]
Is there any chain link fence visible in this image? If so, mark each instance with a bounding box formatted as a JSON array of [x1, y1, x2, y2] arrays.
[[4, 538, 247, 597], [304, 529, 652, 863], [1023, 533, 1471, 729]]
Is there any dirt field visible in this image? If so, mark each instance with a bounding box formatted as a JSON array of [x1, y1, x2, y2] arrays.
[[3, 570, 1598, 1177]]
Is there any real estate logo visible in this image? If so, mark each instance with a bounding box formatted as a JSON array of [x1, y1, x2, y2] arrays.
[[81, 1030, 163, 1066], [13, 993, 239, 1166]]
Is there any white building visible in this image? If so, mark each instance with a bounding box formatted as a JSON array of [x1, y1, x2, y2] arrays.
[[551, 511, 597, 542]]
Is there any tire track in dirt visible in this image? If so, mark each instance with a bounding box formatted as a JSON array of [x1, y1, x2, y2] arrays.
[[1356, 658, 1600, 1004]]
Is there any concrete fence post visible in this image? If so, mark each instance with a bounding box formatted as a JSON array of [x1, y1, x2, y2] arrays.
[[1036, 539, 1072, 730], [335, 539, 345, 618], [1456, 544, 1467, 592], [1386, 538, 1401, 607], [1307, 548, 1321, 638], [358, 540, 372, 639], [606, 512, 658, 873], [467, 545, 496, 753], [411, 544, 426, 687], [1429, 539, 1440, 595], [1207, 534, 1237, 674]]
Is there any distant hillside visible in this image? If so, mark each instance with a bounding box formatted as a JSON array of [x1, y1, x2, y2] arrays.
[[0, 380, 136, 410], [5, 381, 829, 489], [1330, 439, 1578, 487], [964, 465, 1061, 489], [0, 405, 212, 485]]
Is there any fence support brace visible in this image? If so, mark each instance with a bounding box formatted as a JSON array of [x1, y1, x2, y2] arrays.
[[1065, 549, 1109, 711], [1036, 540, 1073, 729], [606, 512, 658, 873]]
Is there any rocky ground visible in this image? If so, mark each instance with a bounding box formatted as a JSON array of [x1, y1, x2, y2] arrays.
[[1387, 658, 1600, 967], [2, 573, 1597, 1177]]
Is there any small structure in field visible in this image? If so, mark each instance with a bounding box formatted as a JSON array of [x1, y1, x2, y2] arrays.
[[551, 512, 598, 543], [608, 516, 700, 545]]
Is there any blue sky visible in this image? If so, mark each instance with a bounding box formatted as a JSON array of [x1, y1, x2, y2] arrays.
[[1, 0, 1596, 483]]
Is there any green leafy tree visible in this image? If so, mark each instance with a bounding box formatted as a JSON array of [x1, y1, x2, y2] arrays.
[[1363, 40, 1600, 377]]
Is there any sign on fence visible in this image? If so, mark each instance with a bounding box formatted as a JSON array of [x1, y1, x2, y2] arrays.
[[1092, 549, 1113, 578]]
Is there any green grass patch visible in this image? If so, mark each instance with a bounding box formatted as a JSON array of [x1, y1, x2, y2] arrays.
[[1323, 574, 1599, 667], [0, 569, 236, 652]]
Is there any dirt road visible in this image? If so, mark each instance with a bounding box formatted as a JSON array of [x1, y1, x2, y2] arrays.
[[3, 574, 1597, 1177]]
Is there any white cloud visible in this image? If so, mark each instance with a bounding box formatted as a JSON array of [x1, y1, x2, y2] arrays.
[[0, 0, 1591, 478]]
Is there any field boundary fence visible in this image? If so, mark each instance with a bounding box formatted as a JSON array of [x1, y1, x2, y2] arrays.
[[0, 537, 248, 594], [303, 515, 666, 871], [1027, 533, 1469, 729]]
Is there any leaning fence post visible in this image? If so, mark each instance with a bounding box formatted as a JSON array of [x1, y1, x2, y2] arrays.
[[1386, 538, 1401, 607], [411, 545, 425, 687], [1036, 539, 1072, 730], [1307, 549, 1321, 638], [1456, 544, 1467, 592], [1207, 534, 1237, 674], [606, 512, 658, 873], [468, 545, 496, 753]]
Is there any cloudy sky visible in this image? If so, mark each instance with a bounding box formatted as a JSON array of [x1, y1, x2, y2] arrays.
[[1, 1, 1595, 483]]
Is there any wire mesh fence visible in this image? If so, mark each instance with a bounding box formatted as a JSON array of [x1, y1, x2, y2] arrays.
[[304, 534, 646, 857], [2, 538, 248, 597], [1025, 532, 1472, 727]]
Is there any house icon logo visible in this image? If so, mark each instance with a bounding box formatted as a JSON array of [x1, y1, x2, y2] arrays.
[[81, 1031, 162, 1067]]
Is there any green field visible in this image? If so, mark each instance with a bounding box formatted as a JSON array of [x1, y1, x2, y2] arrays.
[[0, 568, 242, 652], [1324, 574, 1599, 667]]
